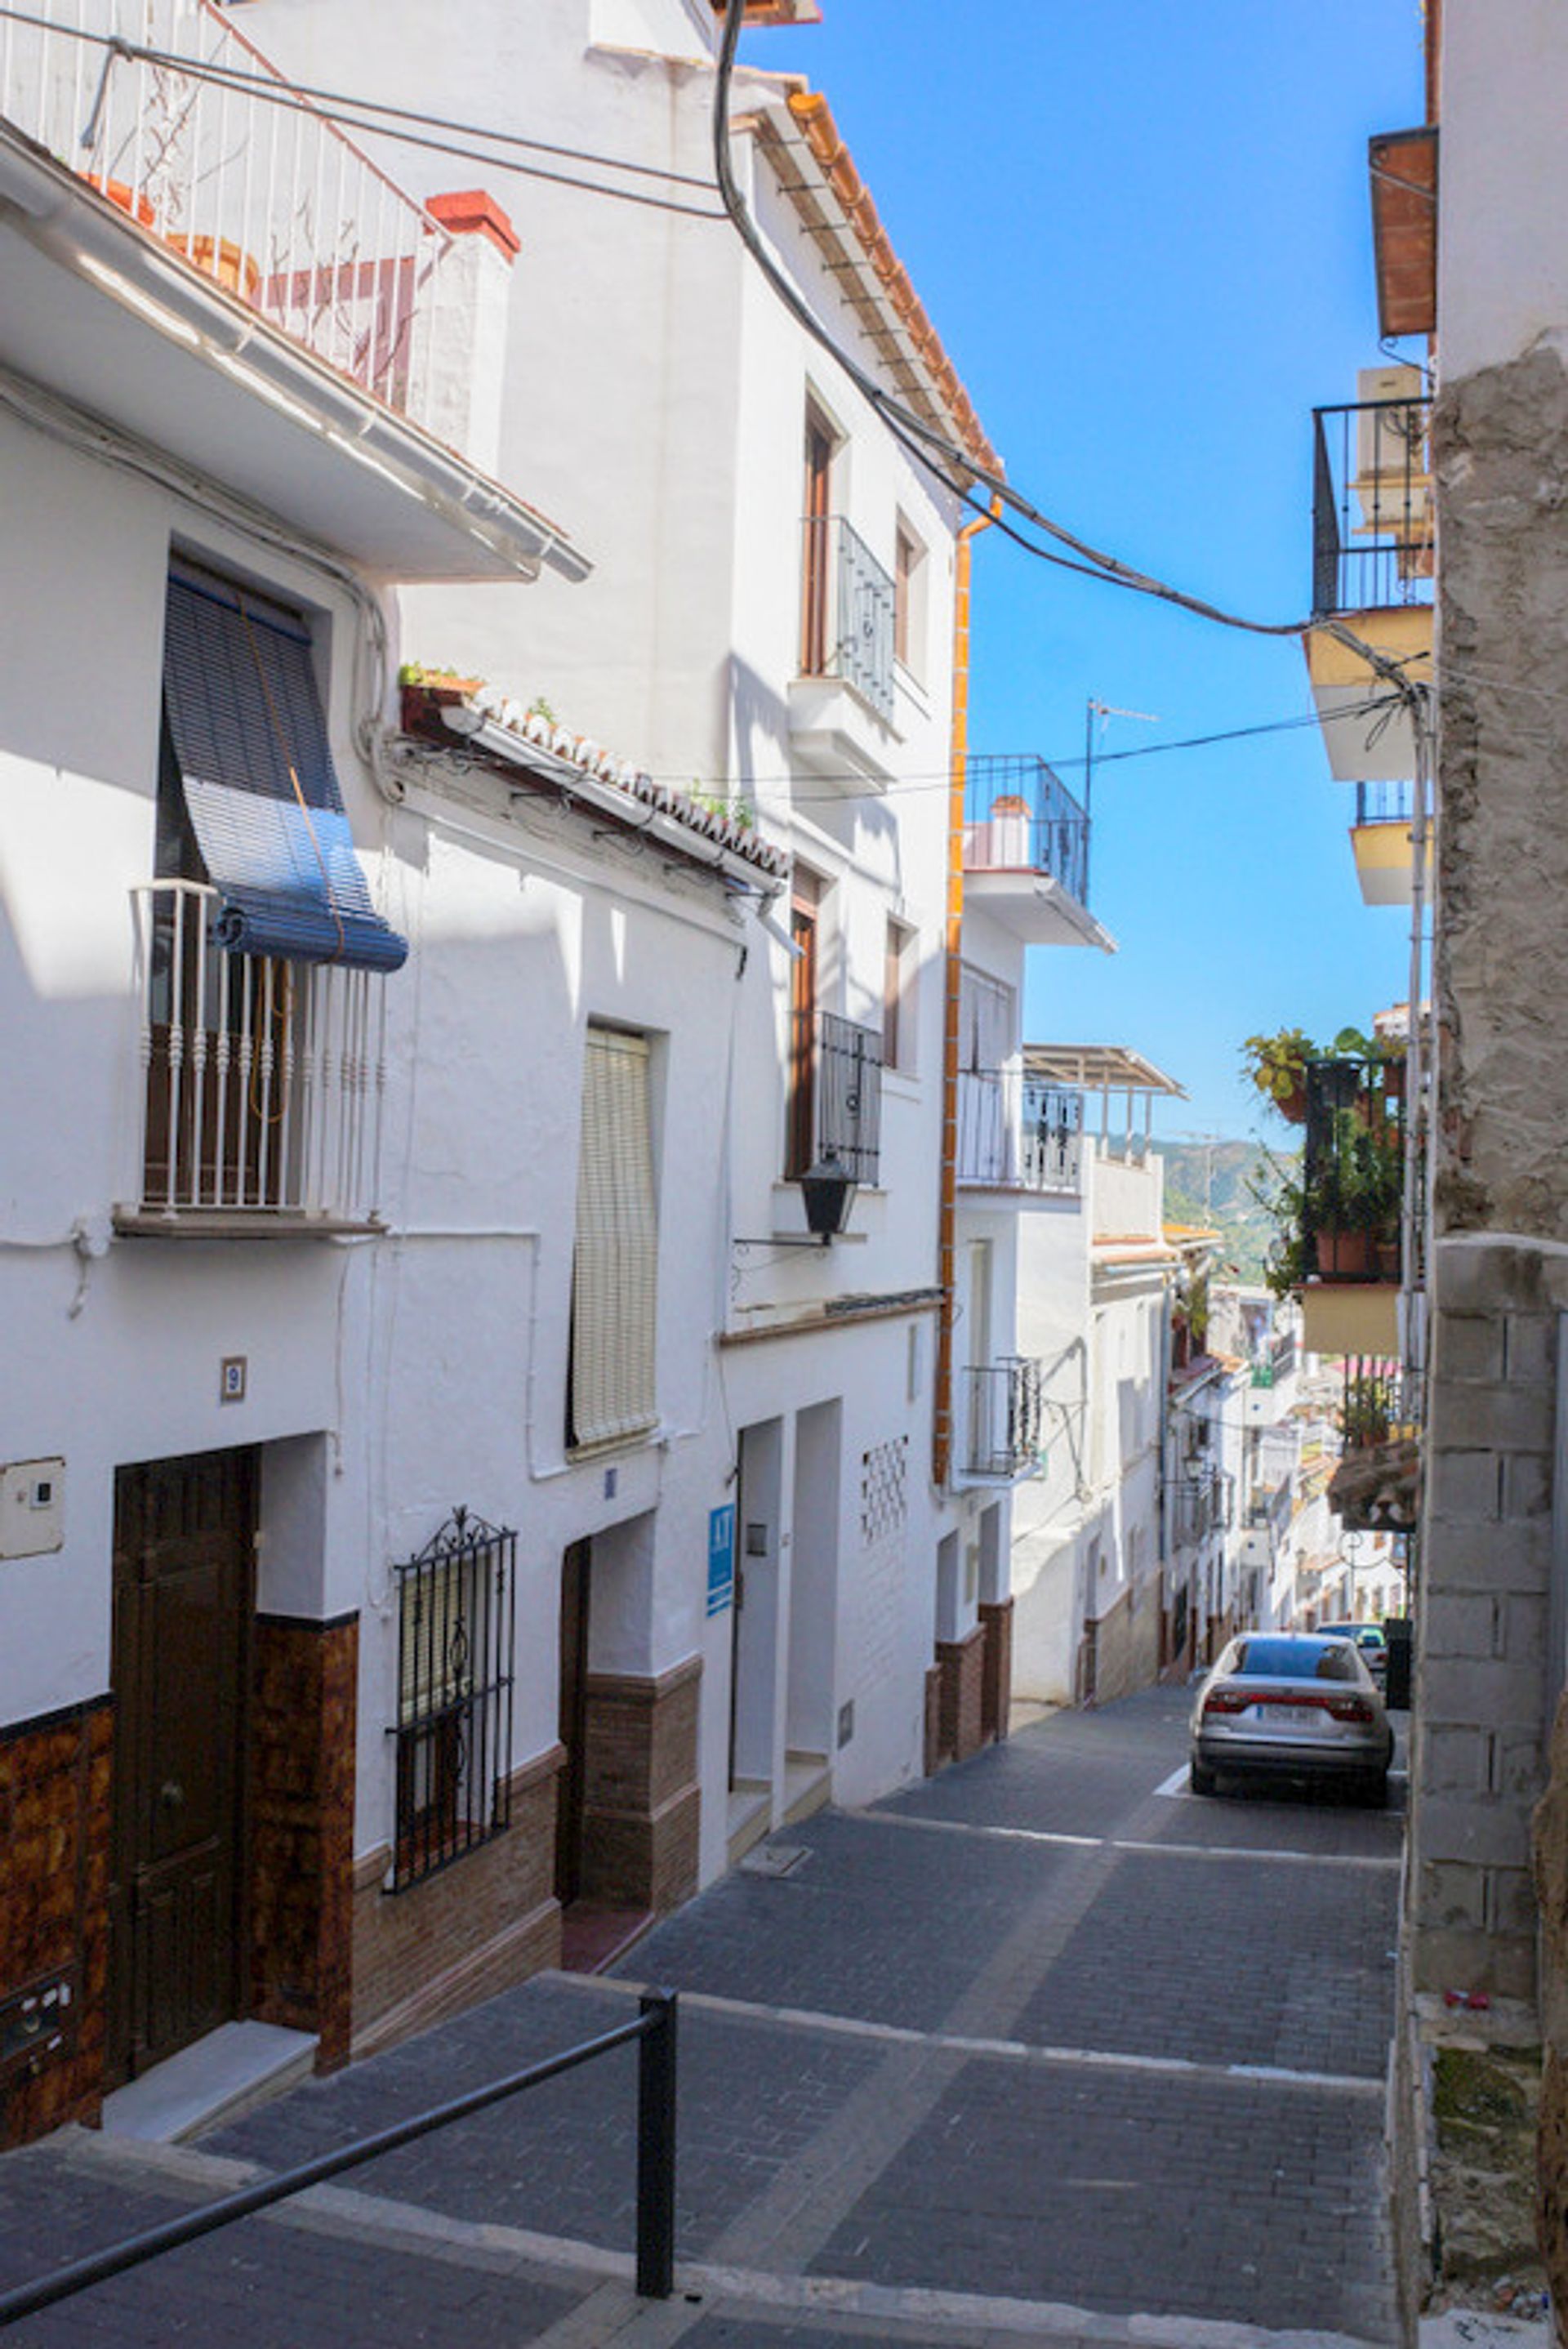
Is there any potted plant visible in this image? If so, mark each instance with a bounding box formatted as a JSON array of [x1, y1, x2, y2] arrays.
[[1241, 1028, 1316, 1123], [1310, 1106, 1403, 1279]]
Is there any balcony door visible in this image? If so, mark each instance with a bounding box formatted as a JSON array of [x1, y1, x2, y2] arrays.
[[800, 408, 833, 676], [786, 871, 820, 1179]]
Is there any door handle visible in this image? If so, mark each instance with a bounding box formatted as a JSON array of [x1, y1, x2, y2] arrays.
[[158, 1780, 185, 1811]]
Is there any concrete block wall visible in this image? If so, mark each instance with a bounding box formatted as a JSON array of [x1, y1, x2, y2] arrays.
[[1413, 1238, 1557, 1998]]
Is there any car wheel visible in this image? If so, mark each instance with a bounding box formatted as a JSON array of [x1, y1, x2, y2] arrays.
[[1190, 1758, 1218, 1797], [1357, 1771, 1389, 1808]]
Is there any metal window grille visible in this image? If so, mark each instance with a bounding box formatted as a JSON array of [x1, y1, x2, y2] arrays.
[[813, 1010, 884, 1184], [962, 1357, 1045, 1478], [799, 515, 895, 720], [390, 1509, 515, 1891]]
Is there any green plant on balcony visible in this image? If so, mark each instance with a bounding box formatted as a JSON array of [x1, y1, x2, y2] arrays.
[[1339, 1384, 1393, 1451], [1257, 1110, 1403, 1295], [1241, 1026, 1406, 1124]]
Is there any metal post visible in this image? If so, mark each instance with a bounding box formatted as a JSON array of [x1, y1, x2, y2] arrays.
[[635, 1988, 678, 2299]]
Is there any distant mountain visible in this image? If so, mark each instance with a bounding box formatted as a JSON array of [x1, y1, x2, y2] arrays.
[[1151, 1137, 1294, 1286]]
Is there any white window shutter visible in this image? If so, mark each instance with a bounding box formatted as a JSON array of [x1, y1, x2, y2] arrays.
[[572, 1028, 659, 1447]]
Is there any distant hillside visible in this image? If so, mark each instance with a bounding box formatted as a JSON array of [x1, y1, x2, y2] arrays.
[[1152, 1137, 1294, 1286]]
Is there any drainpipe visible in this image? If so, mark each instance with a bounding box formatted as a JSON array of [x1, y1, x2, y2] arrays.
[[933, 498, 1000, 1490]]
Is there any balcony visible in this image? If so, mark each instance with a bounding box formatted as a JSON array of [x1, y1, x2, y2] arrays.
[[1293, 1056, 1407, 1355], [963, 756, 1107, 947], [788, 1008, 883, 1187], [6, 0, 448, 423], [790, 515, 896, 788], [1171, 1473, 1232, 1549], [1370, 127, 1438, 342], [1305, 378, 1433, 781], [960, 1357, 1045, 1481], [0, 4, 578, 580], [1328, 1354, 1421, 1532], [119, 882, 385, 1233], [956, 1069, 1085, 1195], [1349, 780, 1432, 907]]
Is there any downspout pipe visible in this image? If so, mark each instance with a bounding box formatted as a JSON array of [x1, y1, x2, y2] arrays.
[[933, 497, 1000, 1489]]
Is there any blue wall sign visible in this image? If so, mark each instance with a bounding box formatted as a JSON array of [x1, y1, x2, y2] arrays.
[[707, 1504, 736, 1617]]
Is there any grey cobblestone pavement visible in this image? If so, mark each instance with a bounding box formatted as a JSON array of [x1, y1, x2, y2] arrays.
[[0, 1683, 1404, 2347]]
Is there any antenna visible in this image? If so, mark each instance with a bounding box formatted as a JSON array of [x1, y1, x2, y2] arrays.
[[1083, 699, 1160, 894]]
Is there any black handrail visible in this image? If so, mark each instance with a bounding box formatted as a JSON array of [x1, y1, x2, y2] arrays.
[[0, 1989, 679, 2326]]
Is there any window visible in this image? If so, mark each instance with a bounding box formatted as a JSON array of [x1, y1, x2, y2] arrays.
[[569, 1027, 659, 1450], [893, 520, 925, 678], [883, 917, 914, 1072], [138, 562, 404, 1220], [392, 1509, 516, 1890]]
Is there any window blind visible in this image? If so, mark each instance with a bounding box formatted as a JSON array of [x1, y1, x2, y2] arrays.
[[162, 565, 408, 974], [571, 1028, 659, 1448]]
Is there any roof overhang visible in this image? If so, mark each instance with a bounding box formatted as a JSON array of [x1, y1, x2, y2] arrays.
[[0, 123, 588, 586], [1024, 1045, 1186, 1098], [1370, 127, 1438, 342]]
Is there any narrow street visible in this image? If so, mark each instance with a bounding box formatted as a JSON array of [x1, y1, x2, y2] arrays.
[[0, 1687, 1404, 2349]]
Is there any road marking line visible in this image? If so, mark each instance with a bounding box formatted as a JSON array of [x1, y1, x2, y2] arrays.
[[590, 1978, 1384, 2096], [844, 1806, 1402, 1870], [1153, 1762, 1190, 1798]]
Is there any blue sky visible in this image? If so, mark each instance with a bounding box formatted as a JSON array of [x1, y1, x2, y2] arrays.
[[744, 1, 1425, 1142]]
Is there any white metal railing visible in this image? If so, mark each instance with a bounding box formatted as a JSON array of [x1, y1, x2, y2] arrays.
[[956, 1068, 1084, 1195], [2, 0, 450, 423], [131, 882, 386, 1222]]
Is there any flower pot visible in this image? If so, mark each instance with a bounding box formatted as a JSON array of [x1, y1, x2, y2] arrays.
[[1316, 1229, 1375, 1279], [1276, 1081, 1307, 1125]]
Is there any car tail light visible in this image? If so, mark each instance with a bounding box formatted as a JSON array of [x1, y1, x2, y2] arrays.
[[1202, 1688, 1248, 1715], [1327, 1696, 1374, 1723]]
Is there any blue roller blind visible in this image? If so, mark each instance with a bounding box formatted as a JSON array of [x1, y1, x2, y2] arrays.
[[162, 566, 408, 973]]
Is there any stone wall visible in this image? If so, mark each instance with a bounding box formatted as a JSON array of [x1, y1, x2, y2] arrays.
[[0, 1697, 112, 2148]]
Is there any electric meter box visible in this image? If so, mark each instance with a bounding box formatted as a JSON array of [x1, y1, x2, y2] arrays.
[[0, 1460, 65, 1558]]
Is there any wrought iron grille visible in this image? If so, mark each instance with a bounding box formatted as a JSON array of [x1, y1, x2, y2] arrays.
[[962, 1357, 1045, 1479], [800, 515, 895, 720], [390, 1508, 516, 1891], [964, 754, 1090, 905], [1355, 779, 1414, 828], [1311, 396, 1433, 617], [1171, 1474, 1232, 1548], [1021, 1078, 1085, 1192], [810, 1010, 884, 1185], [1301, 1057, 1407, 1284], [1339, 1353, 1423, 1451]]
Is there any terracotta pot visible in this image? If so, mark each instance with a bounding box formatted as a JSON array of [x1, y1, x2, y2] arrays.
[[1316, 1228, 1376, 1279], [164, 231, 262, 303], [1276, 1081, 1307, 1125]]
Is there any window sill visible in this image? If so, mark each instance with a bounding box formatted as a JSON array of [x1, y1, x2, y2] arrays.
[[114, 1206, 383, 1241]]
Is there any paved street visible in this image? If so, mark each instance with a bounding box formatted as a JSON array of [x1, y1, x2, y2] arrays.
[[0, 1687, 1404, 2348]]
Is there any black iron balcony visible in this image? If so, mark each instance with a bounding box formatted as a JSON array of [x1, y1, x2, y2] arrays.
[[1172, 1473, 1232, 1548], [1356, 780, 1414, 827], [961, 1357, 1045, 1480], [964, 754, 1089, 903], [1312, 394, 1433, 617], [800, 514, 895, 721], [1299, 1057, 1406, 1285], [787, 1007, 883, 1186]]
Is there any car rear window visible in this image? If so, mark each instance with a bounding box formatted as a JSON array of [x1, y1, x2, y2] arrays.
[[1229, 1638, 1360, 1683]]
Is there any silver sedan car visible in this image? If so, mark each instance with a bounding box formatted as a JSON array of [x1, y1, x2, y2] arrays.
[[1189, 1633, 1393, 1804]]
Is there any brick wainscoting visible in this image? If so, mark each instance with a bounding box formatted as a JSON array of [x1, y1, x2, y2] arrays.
[[935, 1625, 987, 1764], [0, 1696, 113, 2149], [249, 1613, 359, 2070], [978, 1598, 1013, 1745], [580, 1656, 701, 1914], [351, 1744, 564, 2060], [923, 1662, 944, 1775]]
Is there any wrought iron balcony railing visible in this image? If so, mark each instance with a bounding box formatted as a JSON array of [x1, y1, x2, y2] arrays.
[[800, 514, 895, 720], [964, 755, 1089, 904], [129, 880, 386, 1224], [787, 1007, 883, 1186], [1339, 1354, 1423, 1452], [3, 0, 452, 426], [961, 1357, 1045, 1480], [1300, 1056, 1406, 1284], [1355, 780, 1415, 827], [956, 1069, 1085, 1194], [1171, 1473, 1232, 1549], [1312, 395, 1434, 617]]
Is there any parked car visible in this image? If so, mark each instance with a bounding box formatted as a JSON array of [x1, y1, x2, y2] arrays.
[[1317, 1621, 1388, 1683], [1189, 1633, 1393, 1804]]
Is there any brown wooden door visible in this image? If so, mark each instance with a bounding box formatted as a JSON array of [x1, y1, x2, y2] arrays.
[[800, 411, 833, 675], [786, 894, 817, 1180], [108, 1450, 255, 2086], [555, 1541, 591, 1907]]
